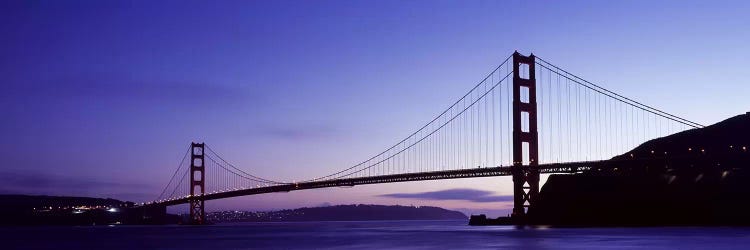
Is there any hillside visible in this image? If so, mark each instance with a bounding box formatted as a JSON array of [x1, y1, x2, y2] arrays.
[[530, 113, 750, 226], [0, 194, 138, 225], [0, 194, 131, 211], [614, 112, 750, 160]]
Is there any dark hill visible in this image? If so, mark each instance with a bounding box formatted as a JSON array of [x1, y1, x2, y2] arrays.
[[0, 195, 177, 225], [0, 194, 131, 225], [0, 194, 131, 211], [614, 113, 750, 160], [530, 113, 750, 226]]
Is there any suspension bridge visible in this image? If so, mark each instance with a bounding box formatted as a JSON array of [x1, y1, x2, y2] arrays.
[[144, 51, 739, 225]]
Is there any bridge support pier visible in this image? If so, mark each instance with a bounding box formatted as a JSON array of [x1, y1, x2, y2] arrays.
[[511, 52, 539, 224], [189, 142, 206, 225]]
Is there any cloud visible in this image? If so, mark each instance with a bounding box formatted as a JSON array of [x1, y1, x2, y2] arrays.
[[257, 124, 340, 140], [379, 188, 513, 203], [2, 74, 256, 105], [0, 171, 156, 201], [1, 171, 125, 190]]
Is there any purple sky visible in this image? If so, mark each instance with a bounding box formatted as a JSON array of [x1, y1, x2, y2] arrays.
[[2, 0, 749, 216]]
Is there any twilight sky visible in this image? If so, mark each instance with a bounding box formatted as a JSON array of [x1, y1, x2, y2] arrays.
[[1, 0, 749, 216]]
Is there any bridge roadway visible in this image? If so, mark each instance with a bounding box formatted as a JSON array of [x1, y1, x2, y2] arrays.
[[153, 160, 631, 206], [150, 153, 750, 207]]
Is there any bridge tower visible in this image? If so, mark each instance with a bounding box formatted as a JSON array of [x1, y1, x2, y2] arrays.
[[511, 52, 539, 222], [189, 142, 206, 225]]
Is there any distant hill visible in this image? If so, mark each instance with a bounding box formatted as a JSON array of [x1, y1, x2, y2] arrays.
[[531, 113, 750, 226], [207, 204, 468, 223], [0, 194, 131, 211]]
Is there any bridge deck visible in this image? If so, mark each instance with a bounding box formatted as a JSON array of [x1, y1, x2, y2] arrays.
[[150, 153, 750, 207], [154, 160, 619, 206], [153, 153, 750, 206]]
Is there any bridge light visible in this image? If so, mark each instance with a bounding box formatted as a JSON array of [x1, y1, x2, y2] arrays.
[[688, 148, 692, 151], [701, 149, 705, 153], [651, 150, 654, 154]]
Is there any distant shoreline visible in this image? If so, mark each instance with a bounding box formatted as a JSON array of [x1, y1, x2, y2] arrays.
[[0, 196, 467, 226], [204, 204, 467, 224]]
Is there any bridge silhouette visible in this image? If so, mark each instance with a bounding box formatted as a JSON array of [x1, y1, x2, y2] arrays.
[[146, 52, 711, 225]]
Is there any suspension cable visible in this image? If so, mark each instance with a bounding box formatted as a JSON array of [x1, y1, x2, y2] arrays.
[[204, 144, 287, 184], [306, 54, 515, 182], [156, 145, 190, 200], [335, 71, 514, 178], [535, 56, 703, 128]]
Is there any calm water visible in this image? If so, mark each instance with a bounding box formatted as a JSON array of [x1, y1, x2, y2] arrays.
[[3, 220, 750, 249]]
